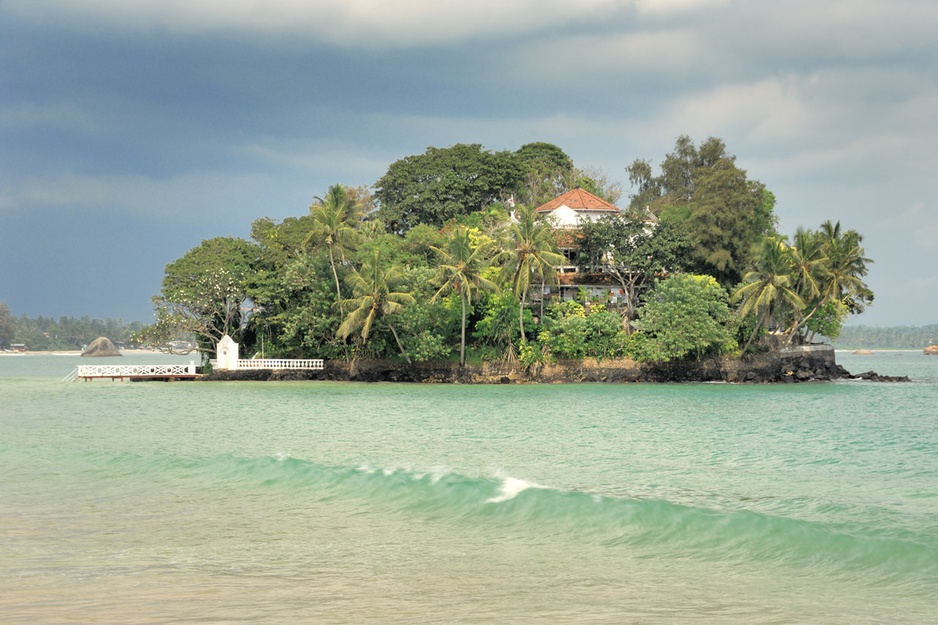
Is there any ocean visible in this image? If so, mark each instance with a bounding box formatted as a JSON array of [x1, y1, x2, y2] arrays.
[[1, 351, 936, 624]]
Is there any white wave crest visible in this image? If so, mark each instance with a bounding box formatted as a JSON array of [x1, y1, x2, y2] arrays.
[[486, 476, 547, 503]]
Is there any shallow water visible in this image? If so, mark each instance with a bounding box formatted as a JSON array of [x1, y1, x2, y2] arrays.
[[2, 351, 936, 623]]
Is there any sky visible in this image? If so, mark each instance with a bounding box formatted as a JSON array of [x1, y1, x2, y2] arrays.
[[2, 0, 937, 327]]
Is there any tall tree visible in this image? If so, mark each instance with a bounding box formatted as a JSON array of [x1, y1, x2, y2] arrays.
[[306, 184, 363, 311], [374, 144, 522, 233], [515, 142, 575, 207], [781, 221, 873, 343], [497, 204, 565, 340], [146, 237, 258, 355], [733, 238, 804, 350], [819, 220, 873, 314], [431, 226, 496, 366], [626, 135, 777, 287], [338, 249, 415, 365]]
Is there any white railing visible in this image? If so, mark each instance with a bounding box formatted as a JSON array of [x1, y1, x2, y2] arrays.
[[209, 359, 324, 371], [76, 363, 197, 378]]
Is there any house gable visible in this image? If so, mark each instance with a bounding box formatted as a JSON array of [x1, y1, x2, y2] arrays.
[[534, 188, 621, 227]]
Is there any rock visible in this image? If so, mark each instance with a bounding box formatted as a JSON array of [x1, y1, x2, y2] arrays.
[[80, 337, 122, 357], [924, 345, 938, 356]]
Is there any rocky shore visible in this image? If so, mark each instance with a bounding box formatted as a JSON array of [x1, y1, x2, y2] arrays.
[[202, 345, 910, 384]]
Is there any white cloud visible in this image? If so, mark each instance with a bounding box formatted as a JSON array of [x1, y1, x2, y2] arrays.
[[634, 0, 729, 16], [668, 76, 811, 143], [511, 29, 702, 83]]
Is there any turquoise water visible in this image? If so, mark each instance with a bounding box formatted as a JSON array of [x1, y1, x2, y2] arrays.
[[2, 352, 937, 623]]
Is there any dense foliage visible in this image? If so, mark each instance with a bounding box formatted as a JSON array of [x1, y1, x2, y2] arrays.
[[141, 138, 875, 366]]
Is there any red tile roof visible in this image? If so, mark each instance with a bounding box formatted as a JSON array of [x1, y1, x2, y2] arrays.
[[534, 188, 621, 213]]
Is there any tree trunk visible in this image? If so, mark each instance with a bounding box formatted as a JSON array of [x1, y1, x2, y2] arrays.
[[519, 289, 527, 342], [329, 246, 343, 313], [743, 308, 770, 352], [459, 294, 467, 367], [387, 322, 412, 365]]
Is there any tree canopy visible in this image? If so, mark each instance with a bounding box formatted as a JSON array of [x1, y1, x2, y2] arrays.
[[627, 135, 777, 286], [374, 144, 522, 233]]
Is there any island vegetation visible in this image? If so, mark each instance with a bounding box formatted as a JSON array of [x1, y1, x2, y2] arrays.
[[136, 137, 875, 371], [0, 302, 143, 352]]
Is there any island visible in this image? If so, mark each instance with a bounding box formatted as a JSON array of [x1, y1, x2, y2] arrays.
[[137, 138, 885, 383]]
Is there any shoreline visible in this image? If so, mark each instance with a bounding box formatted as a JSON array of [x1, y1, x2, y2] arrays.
[[202, 346, 909, 384], [0, 349, 170, 357]]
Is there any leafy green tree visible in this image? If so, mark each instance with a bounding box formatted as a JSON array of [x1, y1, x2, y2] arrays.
[[627, 136, 777, 286], [374, 144, 522, 233], [431, 226, 496, 366], [338, 249, 415, 365], [305, 184, 364, 311], [473, 290, 527, 357], [576, 214, 690, 329], [515, 142, 575, 207], [248, 251, 347, 359], [497, 204, 565, 340], [146, 237, 258, 354], [634, 274, 736, 361]]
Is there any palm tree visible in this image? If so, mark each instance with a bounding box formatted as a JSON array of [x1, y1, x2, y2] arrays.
[[305, 184, 363, 312], [783, 226, 828, 342], [818, 220, 872, 313], [497, 204, 565, 340], [337, 249, 414, 366], [733, 237, 804, 351], [431, 226, 496, 366]]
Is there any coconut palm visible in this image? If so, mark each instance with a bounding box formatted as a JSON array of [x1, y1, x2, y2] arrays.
[[733, 237, 804, 351], [818, 220, 872, 313], [497, 204, 565, 340], [305, 184, 363, 311], [783, 226, 828, 342], [431, 226, 496, 366], [337, 249, 414, 366]]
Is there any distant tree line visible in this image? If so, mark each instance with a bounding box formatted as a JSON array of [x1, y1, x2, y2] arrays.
[[832, 325, 938, 350], [138, 137, 875, 368], [0, 302, 143, 351]]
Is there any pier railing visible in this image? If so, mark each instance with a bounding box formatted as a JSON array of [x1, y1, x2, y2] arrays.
[[74, 363, 198, 379], [209, 358, 324, 371]]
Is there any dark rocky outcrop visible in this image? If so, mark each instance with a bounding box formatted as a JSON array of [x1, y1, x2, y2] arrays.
[[200, 345, 909, 384], [81, 337, 121, 357]]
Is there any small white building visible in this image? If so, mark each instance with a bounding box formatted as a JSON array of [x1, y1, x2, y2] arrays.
[[215, 335, 240, 370]]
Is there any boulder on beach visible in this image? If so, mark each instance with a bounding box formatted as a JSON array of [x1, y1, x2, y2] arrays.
[[81, 337, 122, 357], [925, 344, 938, 356]]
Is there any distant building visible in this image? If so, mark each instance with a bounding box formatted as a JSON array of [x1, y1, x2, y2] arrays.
[[532, 188, 641, 305]]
